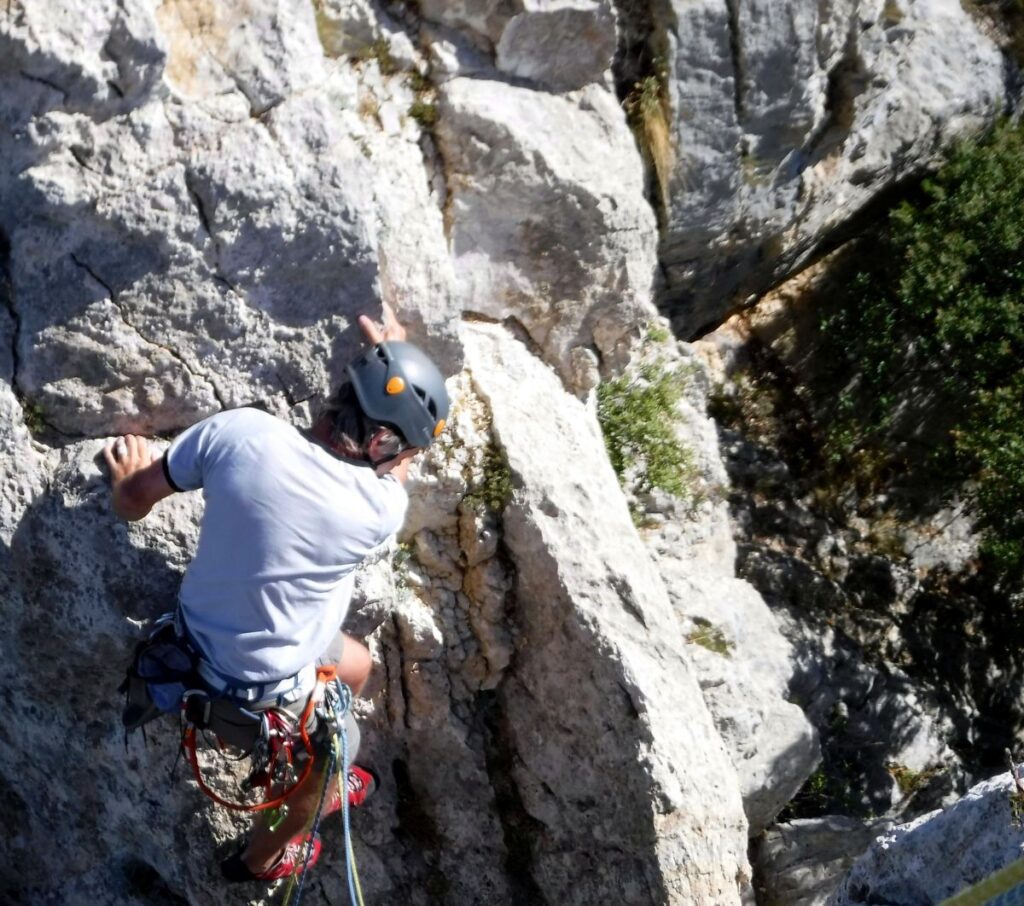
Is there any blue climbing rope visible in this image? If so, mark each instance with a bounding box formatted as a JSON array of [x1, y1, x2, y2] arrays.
[[285, 678, 364, 906], [331, 680, 365, 906]]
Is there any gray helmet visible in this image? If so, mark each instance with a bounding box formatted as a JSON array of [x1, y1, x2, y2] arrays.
[[347, 341, 450, 448]]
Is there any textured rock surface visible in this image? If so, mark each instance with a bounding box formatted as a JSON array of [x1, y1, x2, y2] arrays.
[[752, 816, 896, 906], [436, 76, 658, 394], [464, 321, 750, 901], [630, 340, 820, 836], [0, 0, 1015, 904], [654, 0, 1008, 336], [830, 773, 1024, 905]]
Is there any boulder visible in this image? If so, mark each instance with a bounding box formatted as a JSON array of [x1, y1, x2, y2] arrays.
[[829, 773, 1024, 905], [436, 77, 658, 394], [496, 2, 617, 92], [753, 816, 896, 906]]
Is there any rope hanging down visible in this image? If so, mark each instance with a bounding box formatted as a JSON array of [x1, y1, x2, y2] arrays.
[[283, 678, 365, 906]]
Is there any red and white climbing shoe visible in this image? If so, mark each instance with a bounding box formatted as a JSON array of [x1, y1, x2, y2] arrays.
[[252, 833, 322, 881], [324, 764, 379, 817]]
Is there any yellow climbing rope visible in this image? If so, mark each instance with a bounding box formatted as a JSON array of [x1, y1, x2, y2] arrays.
[[940, 858, 1024, 906]]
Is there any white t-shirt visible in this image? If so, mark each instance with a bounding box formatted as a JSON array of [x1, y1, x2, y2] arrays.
[[164, 407, 408, 683]]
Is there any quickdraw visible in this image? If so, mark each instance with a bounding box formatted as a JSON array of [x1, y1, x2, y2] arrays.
[[179, 665, 340, 814]]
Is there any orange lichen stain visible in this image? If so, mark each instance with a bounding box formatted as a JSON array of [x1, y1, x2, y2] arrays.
[[155, 0, 249, 99]]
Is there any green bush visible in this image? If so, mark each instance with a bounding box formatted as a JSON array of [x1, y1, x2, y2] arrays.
[[597, 362, 696, 503], [823, 121, 1024, 580]]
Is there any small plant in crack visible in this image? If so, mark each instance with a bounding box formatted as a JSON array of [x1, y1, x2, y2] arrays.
[[20, 399, 47, 435], [685, 617, 734, 657], [597, 361, 698, 505], [464, 440, 513, 514], [623, 58, 674, 219], [408, 99, 438, 129], [356, 38, 399, 76], [406, 68, 438, 132]]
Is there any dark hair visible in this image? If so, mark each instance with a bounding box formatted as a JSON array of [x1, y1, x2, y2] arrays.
[[317, 381, 406, 461]]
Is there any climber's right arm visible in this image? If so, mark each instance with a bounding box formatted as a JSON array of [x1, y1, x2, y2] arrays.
[[105, 434, 176, 521]]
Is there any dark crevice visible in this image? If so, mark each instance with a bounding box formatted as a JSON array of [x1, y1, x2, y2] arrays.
[[69, 146, 103, 175], [689, 169, 930, 341], [274, 372, 314, 409], [724, 0, 745, 124], [803, 17, 866, 165], [390, 758, 450, 899], [392, 613, 413, 731], [186, 184, 212, 237], [69, 253, 115, 299], [106, 79, 125, 99], [1, 229, 20, 390], [477, 690, 547, 905], [612, 0, 676, 230], [121, 859, 188, 906], [18, 70, 68, 99]]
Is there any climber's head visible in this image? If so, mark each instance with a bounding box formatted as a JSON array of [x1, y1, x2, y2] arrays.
[[319, 341, 449, 465]]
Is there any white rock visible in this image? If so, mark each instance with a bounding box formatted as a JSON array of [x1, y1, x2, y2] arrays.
[[437, 78, 658, 392], [463, 320, 750, 903], [496, 2, 616, 92], [658, 0, 1008, 335], [755, 816, 897, 906], [829, 773, 1024, 905]]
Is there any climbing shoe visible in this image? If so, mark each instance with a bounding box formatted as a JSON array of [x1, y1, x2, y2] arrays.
[[221, 833, 321, 883], [325, 764, 379, 816]]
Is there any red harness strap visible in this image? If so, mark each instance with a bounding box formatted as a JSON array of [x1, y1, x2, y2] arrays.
[[182, 666, 338, 812]]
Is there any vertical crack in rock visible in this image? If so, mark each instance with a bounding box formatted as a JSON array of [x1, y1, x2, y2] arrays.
[[477, 690, 548, 905], [392, 611, 414, 731], [724, 0, 745, 125], [0, 228, 68, 438], [68, 253, 227, 410], [391, 757, 449, 898], [0, 228, 20, 389], [611, 0, 676, 227], [804, 18, 867, 164], [183, 173, 240, 295]]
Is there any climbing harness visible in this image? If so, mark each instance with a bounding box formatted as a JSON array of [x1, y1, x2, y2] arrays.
[[121, 619, 368, 902]]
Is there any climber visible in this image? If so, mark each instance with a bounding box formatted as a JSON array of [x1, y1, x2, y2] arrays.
[[105, 302, 449, 882]]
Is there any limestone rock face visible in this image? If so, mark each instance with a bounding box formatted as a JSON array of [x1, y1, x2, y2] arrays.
[[2, 0, 458, 439], [0, 0, 1013, 904], [657, 0, 1007, 336], [629, 340, 820, 835], [462, 321, 750, 902], [753, 816, 896, 906], [435, 77, 658, 393], [829, 774, 1024, 905]]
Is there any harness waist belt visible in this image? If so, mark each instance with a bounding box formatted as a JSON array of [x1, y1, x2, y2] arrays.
[[196, 659, 316, 706], [175, 607, 316, 706]]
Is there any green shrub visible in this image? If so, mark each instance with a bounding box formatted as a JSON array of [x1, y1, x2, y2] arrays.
[[408, 99, 438, 129], [685, 617, 734, 657], [464, 440, 513, 513], [822, 121, 1024, 581], [597, 362, 696, 502]]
